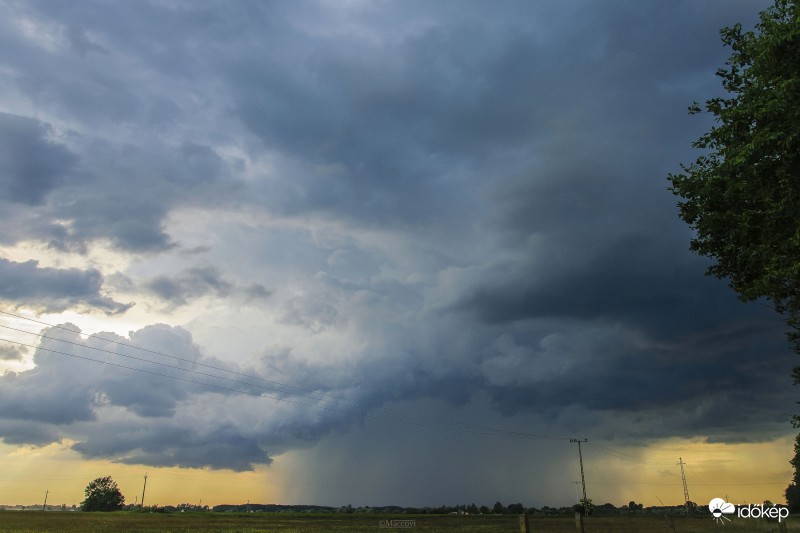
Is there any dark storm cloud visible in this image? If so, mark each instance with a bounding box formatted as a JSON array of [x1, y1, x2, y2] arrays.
[[0, 112, 76, 205], [0, 2, 166, 127], [229, 0, 766, 226], [456, 232, 750, 339], [480, 317, 795, 438], [0, 2, 241, 253], [452, 223, 796, 441], [0, 258, 130, 314], [45, 139, 237, 252], [73, 420, 272, 471], [0, 420, 62, 446], [227, 3, 569, 223], [232, 23, 540, 222], [0, 133, 236, 252], [393, 0, 786, 444]]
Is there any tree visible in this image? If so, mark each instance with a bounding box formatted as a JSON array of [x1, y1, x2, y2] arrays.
[[492, 501, 505, 514], [668, 0, 800, 509], [507, 502, 525, 514], [668, 0, 800, 356], [574, 497, 594, 516], [628, 500, 643, 511], [787, 434, 800, 511], [80, 476, 125, 512]]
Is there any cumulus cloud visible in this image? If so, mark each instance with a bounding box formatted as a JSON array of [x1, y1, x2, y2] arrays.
[[0, 324, 362, 470]]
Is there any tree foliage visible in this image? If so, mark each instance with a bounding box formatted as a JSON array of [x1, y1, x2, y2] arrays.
[[668, 0, 800, 357], [787, 434, 800, 512], [668, 0, 800, 510], [507, 502, 525, 514], [80, 476, 125, 512], [575, 497, 594, 516]]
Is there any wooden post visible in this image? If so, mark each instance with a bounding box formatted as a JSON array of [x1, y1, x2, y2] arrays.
[[575, 511, 585, 533], [519, 513, 529, 533]]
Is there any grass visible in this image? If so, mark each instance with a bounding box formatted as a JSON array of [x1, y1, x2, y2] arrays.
[[0, 511, 797, 532]]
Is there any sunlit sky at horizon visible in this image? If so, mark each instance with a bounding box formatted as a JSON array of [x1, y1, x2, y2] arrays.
[[0, 0, 794, 509]]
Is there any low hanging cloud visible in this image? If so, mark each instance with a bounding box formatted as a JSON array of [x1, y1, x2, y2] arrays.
[[0, 258, 131, 314]]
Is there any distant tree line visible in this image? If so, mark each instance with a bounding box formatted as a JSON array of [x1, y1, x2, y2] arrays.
[[205, 500, 719, 517], [71, 476, 783, 518]]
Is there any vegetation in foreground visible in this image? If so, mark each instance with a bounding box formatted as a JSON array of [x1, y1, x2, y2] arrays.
[[667, 0, 800, 510], [1, 510, 799, 533]]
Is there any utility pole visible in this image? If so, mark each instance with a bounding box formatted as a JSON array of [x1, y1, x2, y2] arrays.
[[570, 438, 589, 513], [679, 458, 690, 505], [140, 473, 148, 510], [42, 489, 48, 512]]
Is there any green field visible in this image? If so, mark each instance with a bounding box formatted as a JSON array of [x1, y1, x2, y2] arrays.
[[0, 512, 797, 533]]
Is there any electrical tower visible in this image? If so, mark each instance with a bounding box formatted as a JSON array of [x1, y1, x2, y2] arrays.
[[678, 458, 690, 504]]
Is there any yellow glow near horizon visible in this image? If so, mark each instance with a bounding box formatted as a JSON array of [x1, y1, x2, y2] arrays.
[[0, 435, 794, 508], [582, 436, 794, 507], [0, 442, 287, 507]]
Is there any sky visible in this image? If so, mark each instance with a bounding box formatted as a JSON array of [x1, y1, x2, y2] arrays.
[[0, 0, 795, 510]]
